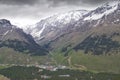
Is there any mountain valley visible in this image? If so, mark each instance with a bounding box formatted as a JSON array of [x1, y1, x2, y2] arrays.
[[0, 1, 120, 80]]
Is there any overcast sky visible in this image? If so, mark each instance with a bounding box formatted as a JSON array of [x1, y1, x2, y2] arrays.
[[0, 0, 115, 28]]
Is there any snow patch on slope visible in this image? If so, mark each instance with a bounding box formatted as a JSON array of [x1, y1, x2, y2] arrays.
[[56, 10, 88, 24], [43, 10, 88, 27], [84, 2, 118, 20], [3, 31, 9, 36], [104, 4, 118, 15], [84, 14, 104, 20], [1, 30, 10, 40], [31, 24, 46, 38], [28, 10, 89, 39]]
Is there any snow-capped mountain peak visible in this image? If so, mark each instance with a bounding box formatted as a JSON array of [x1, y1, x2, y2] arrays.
[[25, 1, 120, 44], [55, 10, 88, 24], [84, 1, 120, 21], [42, 10, 88, 26], [26, 10, 89, 39]]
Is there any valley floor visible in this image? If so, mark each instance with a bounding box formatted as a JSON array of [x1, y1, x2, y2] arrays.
[[0, 66, 120, 80]]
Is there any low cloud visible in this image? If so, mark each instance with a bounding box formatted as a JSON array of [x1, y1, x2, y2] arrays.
[[0, 0, 41, 5], [0, 0, 115, 27], [47, 0, 114, 7]]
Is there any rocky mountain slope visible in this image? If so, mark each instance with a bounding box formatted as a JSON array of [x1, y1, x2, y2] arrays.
[[25, 1, 120, 55], [25, 10, 88, 45], [0, 19, 48, 56]]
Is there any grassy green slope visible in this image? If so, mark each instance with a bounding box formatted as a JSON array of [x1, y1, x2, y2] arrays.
[[70, 51, 120, 73], [0, 47, 51, 65], [48, 24, 120, 73], [51, 50, 120, 73]]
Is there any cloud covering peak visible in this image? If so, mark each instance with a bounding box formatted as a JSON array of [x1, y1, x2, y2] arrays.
[[0, 0, 117, 27]]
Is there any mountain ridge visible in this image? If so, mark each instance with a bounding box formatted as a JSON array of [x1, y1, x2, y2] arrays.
[[23, 1, 120, 55], [0, 19, 48, 56]]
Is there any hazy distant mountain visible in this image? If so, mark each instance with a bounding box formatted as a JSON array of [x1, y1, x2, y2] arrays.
[[0, 19, 48, 56]]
